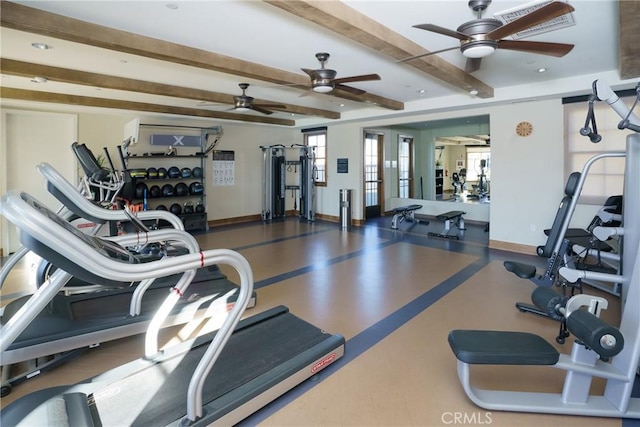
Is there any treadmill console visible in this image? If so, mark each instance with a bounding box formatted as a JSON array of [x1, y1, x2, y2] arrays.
[[20, 192, 135, 263]]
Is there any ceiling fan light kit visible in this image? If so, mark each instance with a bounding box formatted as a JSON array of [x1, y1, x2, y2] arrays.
[[312, 81, 335, 93], [461, 43, 496, 58]]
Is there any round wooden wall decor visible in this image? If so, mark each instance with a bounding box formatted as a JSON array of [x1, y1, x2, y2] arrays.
[[516, 121, 533, 137]]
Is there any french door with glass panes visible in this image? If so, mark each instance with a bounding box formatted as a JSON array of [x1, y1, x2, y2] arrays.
[[398, 135, 414, 198], [364, 132, 384, 218]]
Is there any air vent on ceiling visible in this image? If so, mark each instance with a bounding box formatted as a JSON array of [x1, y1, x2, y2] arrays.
[[493, 0, 576, 40]]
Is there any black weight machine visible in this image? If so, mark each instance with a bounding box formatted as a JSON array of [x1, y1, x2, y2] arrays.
[[447, 79, 640, 420], [261, 144, 316, 222]]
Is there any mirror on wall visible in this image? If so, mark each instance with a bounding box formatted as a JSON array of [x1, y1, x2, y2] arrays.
[[390, 115, 490, 203]]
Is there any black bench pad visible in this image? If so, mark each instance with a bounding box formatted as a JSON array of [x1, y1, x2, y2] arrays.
[[393, 204, 422, 213], [436, 210, 465, 221], [503, 261, 537, 279], [448, 330, 559, 365]]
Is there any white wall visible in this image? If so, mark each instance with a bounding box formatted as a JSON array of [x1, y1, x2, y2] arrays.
[[78, 112, 138, 157], [1, 110, 77, 253], [319, 99, 574, 248], [2, 96, 607, 250], [204, 122, 297, 220], [315, 123, 365, 219], [81, 116, 298, 220], [489, 100, 565, 247]]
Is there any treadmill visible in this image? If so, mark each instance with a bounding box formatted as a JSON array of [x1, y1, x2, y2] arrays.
[[0, 191, 345, 426], [0, 163, 255, 395]]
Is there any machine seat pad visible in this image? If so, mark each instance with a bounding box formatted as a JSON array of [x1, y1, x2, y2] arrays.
[[503, 261, 537, 279], [436, 210, 465, 221], [392, 204, 422, 213], [448, 330, 559, 365]]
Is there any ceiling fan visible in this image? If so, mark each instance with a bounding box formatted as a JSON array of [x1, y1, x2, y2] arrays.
[[231, 83, 285, 115], [401, 0, 575, 72], [302, 52, 381, 94]]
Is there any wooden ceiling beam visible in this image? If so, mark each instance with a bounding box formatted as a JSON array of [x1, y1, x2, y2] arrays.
[[0, 59, 340, 120], [0, 88, 296, 126], [619, 0, 640, 79], [263, 0, 494, 98], [0, 1, 403, 111]]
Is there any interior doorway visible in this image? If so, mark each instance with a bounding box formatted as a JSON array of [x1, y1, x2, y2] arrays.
[[363, 132, 384, 219]]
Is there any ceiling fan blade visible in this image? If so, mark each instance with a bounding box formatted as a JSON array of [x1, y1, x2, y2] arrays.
[[334, 83, 366, 95], [487, 1, 575, 40], [397, 46, 459, 63], [250, 105, 274, 115], [255, 103, 286, 109], [413, 23, 469, 41], [465, 57, 482, 73], [301, 68, 319, 78], [333, 74, 381, 85], [498, 39, 574, 57]]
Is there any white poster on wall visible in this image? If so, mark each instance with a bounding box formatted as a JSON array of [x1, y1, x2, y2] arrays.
[[213, 150, 235, 186]]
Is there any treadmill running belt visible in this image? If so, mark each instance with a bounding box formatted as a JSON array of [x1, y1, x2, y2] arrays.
[[91, 311, 328, 425]]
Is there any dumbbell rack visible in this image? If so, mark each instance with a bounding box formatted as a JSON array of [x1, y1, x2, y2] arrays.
[[124, 153, 207, 232]]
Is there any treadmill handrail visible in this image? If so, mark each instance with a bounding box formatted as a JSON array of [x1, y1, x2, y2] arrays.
[[105, 229, 202, 317], [0, 245, 30, 290], [38, 162, 185, 230], [0, 190, 255, 422], [1, 192, 207, 282], [0, 192, 203, 352], [1, 162, 192, 291], [106, 228, 199, 253]]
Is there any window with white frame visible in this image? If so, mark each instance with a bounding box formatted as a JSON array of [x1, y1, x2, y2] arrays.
[[465, 147, 490, 183], [304, 128, 327, 186], [563, 96, 630, 205]]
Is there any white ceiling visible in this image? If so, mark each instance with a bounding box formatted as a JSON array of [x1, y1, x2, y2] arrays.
[[0, 0, 635, 127]]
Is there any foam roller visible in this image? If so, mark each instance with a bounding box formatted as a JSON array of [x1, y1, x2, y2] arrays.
[[531, 287, 567, 322], [566, 309, 624, 358]]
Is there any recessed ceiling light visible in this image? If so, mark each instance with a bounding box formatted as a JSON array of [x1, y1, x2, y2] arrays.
[[339, 103, 345, 107], [30, 76, 48, 83], [417, 89, 426, 94], [469, 89, 479, 96], [31, 42, 53, 50], [537, 67, 548, 73], [166, 3, 179, 10], [119, 59, 128, 64]]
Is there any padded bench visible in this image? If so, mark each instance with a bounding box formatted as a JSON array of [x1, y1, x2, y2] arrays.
[[503, 261, 537, 280], [428, 210, 466, 240], [391, 204, 423, 229], [448, 330, 560, 365]]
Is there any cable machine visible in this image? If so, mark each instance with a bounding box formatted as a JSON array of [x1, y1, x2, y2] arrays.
[[261, 144, 315, 222]]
